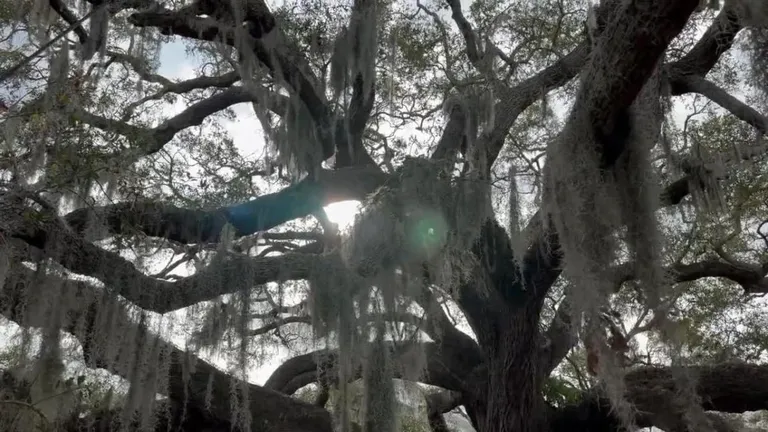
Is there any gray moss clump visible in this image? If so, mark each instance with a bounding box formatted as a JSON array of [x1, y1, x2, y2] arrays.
[[341, 157, 489, 287], [545, 63, 667, 428], [309, 157, 492, 431]]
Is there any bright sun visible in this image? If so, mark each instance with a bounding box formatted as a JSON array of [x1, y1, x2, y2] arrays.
[[323, 200, 362, 230]]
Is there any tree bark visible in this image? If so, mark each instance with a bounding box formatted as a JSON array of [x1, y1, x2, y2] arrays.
[[474, 315, 548, 432]]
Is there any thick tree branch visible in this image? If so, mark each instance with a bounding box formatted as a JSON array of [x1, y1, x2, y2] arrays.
[[106, 50, 173, 87], [0, 168, 391, 314], [48, 0, 89, 44], [666, 1, 743, 80], [453, 0, 709, 341], [454, 0, 743, 181], [123, 71, 243, 116], [336, 0, 378, 168], [481, 0, 630, 166], [613, 257, 768, 294], [466, 0, 747, 244], [63, 166, 387, 243], [426, 389, 463, 432], [264, 342, 473, 394], [670, 74, 768, 133], [431, 98, 472, 162], [543, 240, 768, 374], [553, 363, 768, 431], [503, 0, 700, 315], [484, 42, 589, 165], [65, 86, 263, 157], [444, 0, 482, 68], [0, 189, 325, 313], [483, 0, 735, 169], [0, 263, 333, 432], [425, 389, 463, 415], [127, 5, 349, 165], [0, 168, 397, 316], [250, 315, 312, 336], [413, 285, 483, 365], [542, 297, 575, 374], [575, 1, 699, 140], [212, 166, 387, 237]]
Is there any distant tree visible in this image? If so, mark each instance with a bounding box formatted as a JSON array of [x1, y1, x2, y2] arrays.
[[1, 0, 768, 431]]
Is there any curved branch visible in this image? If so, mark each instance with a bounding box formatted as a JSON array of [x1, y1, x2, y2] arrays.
[[613, 257, 768, 294], [67, 86, 262, 157], [48, 0, 89, 44], [106, 50, 173, 87], [540, 165, 750, 373], [265, 342, 474, 395], [250, 315, 312, 336], [0, 168, 389, 313], [484, 41, 589, 165], [444, 0, 482, 68], [2, 168, 393, 314], [127, 5, 346, 164], [667, 1, 744, 79], [120, 71, 256, 119], [543, 247, 768, 375], [220, 166, 388, 236], [63, 166, 387, 243], [553, 363, 768, 431], [0, 263, 333, 432], [1, 190, 324, 313], [482, 0, 629, 166], [413, 285, 483, 365], [670, 74, 768, 133]]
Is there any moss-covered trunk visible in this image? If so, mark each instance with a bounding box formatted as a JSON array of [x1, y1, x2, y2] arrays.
[[465, 311, 548, 432]]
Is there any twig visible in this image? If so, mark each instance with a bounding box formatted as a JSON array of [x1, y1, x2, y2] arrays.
[[0, 399, 51, 429], [0, 4, 104, 82]]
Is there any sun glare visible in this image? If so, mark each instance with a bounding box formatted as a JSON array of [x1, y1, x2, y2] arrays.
[[323, 200, 362, 229]]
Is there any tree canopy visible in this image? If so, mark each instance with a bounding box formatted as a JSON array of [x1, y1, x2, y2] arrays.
[[1, 0, 768, 431]]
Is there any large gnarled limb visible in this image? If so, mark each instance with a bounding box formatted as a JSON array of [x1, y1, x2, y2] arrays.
[[0, 166, 391, 315], [494, 0, 701, 316], [264, 342, 473, 394], [670, 74, 768, 133], [0, 189, 322, 313], [613, 257, 768, 294], [667, 0, 744, 79], [128, 2, 372, 167], [63, 166, 387, 243], [0, 263, 334, 432], [553, 362, 768, 432], [48, 0, 90, 43], [122, 71, 243, 117], [543, 241, 768, 374], [493, 0, 756, 367]]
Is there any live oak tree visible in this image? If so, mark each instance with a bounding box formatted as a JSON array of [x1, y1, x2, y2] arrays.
[[1, 0, 768, 431]]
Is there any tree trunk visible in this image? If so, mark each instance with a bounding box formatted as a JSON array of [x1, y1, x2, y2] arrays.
[[466, 312, 548, 432]]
